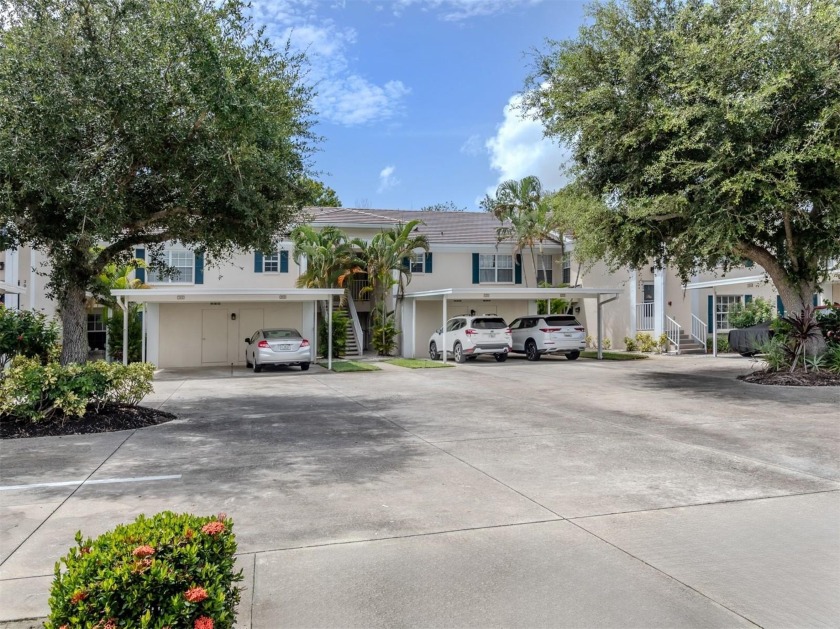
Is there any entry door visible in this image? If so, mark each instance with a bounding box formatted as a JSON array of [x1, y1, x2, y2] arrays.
[[201, 310, 229, 364]]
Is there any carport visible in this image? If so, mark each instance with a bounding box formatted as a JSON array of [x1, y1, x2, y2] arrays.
[[111, 287, 344, 369], [400, 287, 623, 361]]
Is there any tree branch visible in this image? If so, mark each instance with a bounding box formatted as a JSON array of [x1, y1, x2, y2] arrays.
[[93, 231, 172, 270], [783, 209, 798, 272]]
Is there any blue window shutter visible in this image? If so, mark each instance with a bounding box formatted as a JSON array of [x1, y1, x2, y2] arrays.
[[194, 252, 204, 284], [472, 253, 480, 284], [776, 295, 785, 316], [744, 294, 752, 304], [514, 254, 522, 285], [254, 252, 263, 273], [813, 293, 819, 307], [280, 250, 289, 273], [402, 256, 410, 270], [135, 248, 145, 283], [707, 295, 714, 330], [425, 252, 433, 273]]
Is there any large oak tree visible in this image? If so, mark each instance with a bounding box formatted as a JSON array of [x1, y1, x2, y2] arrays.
[[0, 0, 318, 363], [525, 0, 840, 313]]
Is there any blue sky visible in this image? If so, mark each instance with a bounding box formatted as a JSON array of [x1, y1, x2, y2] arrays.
[[251, 0, 588, 210]]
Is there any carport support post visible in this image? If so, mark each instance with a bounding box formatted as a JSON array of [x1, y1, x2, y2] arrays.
[[121, 296, 129, 365], [597, 294, 603, 360], [712, 287, 718, 357], [442, 296, 447, 364], [327, 297, 333, 371], [141, 304, 146, 363]]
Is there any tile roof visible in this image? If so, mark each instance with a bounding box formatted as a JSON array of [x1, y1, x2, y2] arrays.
[[304, 207, 563, 247]]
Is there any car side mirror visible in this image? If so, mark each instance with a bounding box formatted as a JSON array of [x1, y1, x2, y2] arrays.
[[244, 338, 251, 343], [437, 328, 442, 334]]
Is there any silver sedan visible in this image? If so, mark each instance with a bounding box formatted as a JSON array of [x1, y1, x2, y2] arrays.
[[244, 329, 311, 372]]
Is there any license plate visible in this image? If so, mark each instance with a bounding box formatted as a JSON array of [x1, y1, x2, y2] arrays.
[[278, 344, 291, 350], [563, 333, 572, 338]]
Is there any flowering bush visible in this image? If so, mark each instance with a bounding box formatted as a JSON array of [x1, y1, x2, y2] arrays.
[[46, 511, 243, 629], [0, 305, 59, 368], [0, 358, 154, 421]]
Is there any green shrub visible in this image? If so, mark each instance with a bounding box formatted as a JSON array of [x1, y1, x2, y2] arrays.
[[318, 309, 349, 358], [706, 334, 730, 353], [635, 333, 657, 353], [46, 511, 243, 629], [0, 305, 60, 368], [657, 333, 669, 353], [0, 359, 154, 421], [371, 311, 397, 356], [823, 344, 840, 374], [623, 336, 637, 352], [728, 297, 774, 329], [816, 303, 839, 346], [602, 338, 611, 350], [757, 337, 790, 372], [105, 306, 143, 363]]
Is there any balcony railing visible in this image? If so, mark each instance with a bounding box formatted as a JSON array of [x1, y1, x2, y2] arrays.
[[636, 302, 655, 331], [348, 278, 371, 302]]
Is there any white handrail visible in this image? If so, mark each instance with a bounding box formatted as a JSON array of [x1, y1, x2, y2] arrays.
[[665, 316, 681, 354], [346, 292, 364, 355], [636, 303, 655, 331], [690, 314, 707, 348]]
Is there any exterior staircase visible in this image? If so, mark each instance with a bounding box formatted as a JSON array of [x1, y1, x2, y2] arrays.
[[678, 332, 706, 355], [326, 295, 363, 358]]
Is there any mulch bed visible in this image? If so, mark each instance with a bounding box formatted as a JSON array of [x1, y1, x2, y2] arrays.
[[738, 369, 840, 387], [0, 403, 176, 439]]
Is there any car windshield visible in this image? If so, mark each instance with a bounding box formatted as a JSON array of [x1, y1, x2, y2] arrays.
[[472, 318, 507, 329], [545, 316, 581, 327], [263, 329, 300, 339]]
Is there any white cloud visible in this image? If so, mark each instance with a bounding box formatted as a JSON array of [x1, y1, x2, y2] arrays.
[[460, 133, 483, 156], [250, 1, 410, 126], [484, 93, 571, 196], [393, 0, 544, 21], [378, 165, 400, 193]]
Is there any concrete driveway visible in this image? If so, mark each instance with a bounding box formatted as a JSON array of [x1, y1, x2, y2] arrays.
[[1, 355, 838, 627]]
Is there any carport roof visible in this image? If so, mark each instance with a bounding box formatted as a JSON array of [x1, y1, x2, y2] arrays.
[[111, 287, 344, 303], [403, 287, 623, 301]]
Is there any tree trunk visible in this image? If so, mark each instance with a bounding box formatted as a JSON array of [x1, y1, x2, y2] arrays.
[[776, 279, 816, 316], [59, 283, 89, 365]]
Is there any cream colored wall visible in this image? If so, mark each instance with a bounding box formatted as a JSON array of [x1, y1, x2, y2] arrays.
[[407, 251, 474, 292], [577, 261, 634, 349], [832, 283, 840, 304], [156, 302, 305, 368], [201, 250, 301, 289]]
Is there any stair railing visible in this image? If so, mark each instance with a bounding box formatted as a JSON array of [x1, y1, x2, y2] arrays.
[[665, 316, 681, 354], [690, 314, 707, 347], [346, 292, 364, 355]]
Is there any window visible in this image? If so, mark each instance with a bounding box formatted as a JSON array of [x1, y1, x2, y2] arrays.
[[537, 255, 553, 285], [410, 252, 426, 274], [642, 283, 655, 303], [716, 295, 743, 330], [446, 318, 465, 332], [147, 249, 194, 283], [479, 254, 513, 283], [472, 317, 507, 330], [263, 251, 279, 273], [562, 252, 572, 285], [87, 313, 106, 351]]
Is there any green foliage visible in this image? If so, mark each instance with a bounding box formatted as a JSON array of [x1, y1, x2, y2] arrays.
[[318, 309, 349, 359], [729, 298, 774, 329], [0, 0, 316, 363], [816, 304, 840, 346], [782, 306, 823, 372], [707, 335, 731, 354], [371, 311, 398, 356], [105, 307, 143, 364], [302, 179, 342, 207], [757, 337, 790, 372], [536, 285, 569, 316], [385, 358, 454, 369], [657, 333, 670, 353], [46, 511, 242, 629], [0, 306, 60, 368], [580, 350, 648, 360], [319, 360, 380, 372], [623, 336, 638, 352], [525, 0, 840, 312], [292, 226, 361, 290], [602, 338, 611, 350], [0, 359, 154, 421], [822, 344, 840, 374], [635, 333, 657, 353], [420, 201, 466, 212]]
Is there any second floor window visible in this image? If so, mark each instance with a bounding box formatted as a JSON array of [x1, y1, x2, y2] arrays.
[[147, 249, 194, 283], [537, 254, 553, 285], [562, 252, 572, 285], [479, 254, 513, 283], [410, 252, 426, 274], [263, 251, 279, 273]]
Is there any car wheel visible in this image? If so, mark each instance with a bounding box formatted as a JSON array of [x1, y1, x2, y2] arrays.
[[429, 342, 439, 360], [253, 360, 263, 373], [526, 340, 540, 361], [453, 342, 466, 363], [494, 353, 508, 362], [300, 362, 310, 371], [565, 351, 580, 361], [245, 355, 252, 368]]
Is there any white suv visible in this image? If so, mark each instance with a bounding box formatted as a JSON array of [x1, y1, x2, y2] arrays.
[[509, 314, 586, 361], [429, 315, 512, 363]]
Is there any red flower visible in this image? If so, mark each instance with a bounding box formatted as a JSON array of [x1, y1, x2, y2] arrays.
[[194, 617, 214, 629], [184, 586, 209, 603], [184, 528, 195, 540], [59, 626, 69, 629], [201, 521, 225, 536], [79, 546, 91, 555], [217, 512, 227, 521], [132, 545, 155, 558], [70, 590, 88, 605]]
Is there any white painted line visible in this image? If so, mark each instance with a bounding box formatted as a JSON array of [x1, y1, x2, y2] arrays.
[[0, 474, 182, 491]]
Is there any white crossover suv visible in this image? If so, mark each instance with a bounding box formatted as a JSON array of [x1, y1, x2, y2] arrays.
[[428, 315, 512, 363], [508, 314, 586, 361]]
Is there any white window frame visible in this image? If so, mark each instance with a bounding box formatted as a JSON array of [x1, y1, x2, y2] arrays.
[[147, 248, 195, 284], [537, 254, 553, 285], [716, 295, 743, 331], [410, 251, 426, 274], [263, 250, 280, 273], [562, 252, 572, 285], [479, 254, 514, 284]]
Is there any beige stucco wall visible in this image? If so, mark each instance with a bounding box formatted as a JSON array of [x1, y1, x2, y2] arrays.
[[577, 261, 634, 349], [155, 302, 308, 368]]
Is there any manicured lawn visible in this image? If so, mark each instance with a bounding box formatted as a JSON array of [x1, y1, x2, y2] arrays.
[[318, 360, 381, 372], [385, 358, 455, 369], [580, 351, 649, 360]]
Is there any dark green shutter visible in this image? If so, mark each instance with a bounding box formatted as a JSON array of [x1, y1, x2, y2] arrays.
[[708, 295, 714, 330], [514, 254, 522, 285], [776, 296, 785, 316], [280, 250, 289, 273], [472, 253, 480, 284], [135, 248, 145, 283], [254, 252, 263, 273], [744, 294, 752, 304], [402, 256, 410, 270], [194, 252, 204, 284], [425, 252, 433, 273], [813, 293, 819, 306]]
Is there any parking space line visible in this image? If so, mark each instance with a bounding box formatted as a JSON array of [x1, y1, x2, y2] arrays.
[[0, 474, 182, 492]]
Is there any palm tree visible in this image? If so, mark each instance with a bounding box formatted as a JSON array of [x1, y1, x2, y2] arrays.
[[486, 176, 558, 287], [291, 225, 360, 290]]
